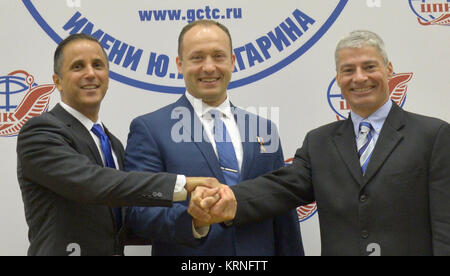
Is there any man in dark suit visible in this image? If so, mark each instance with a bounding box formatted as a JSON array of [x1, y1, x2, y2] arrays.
[[124, 20, 303, 256], [190, 30, 450, 256], [16, 33, 218, 256]]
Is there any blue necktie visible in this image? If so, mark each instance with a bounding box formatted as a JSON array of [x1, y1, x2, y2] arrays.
[[357, 122, 374, 175], [209, 110, 240, 186], [91, 124, 122, 229]]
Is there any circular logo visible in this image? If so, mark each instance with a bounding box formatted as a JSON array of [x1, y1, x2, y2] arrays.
[[408, 0, 450, 26], [23, 0, 348, 93], [0, 75, 29, 113]]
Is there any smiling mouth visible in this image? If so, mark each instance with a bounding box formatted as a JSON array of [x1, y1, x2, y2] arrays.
[[352, 87, 374, 93], [199, 77, 220, 84], [81, 85, 99, 90]]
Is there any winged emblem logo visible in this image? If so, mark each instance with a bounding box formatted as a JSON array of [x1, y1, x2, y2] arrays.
[[409, 0, 450, 27], [297, 203, 318, 222], [388, 72, 413, 107], [0, 70, 55, 137], [418, 13, 450, 26]]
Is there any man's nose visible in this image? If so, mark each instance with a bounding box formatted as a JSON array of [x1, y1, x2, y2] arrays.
[[202, 57, 216, 73], [353, 68, 368, 82], [84, 65, 96, 78]]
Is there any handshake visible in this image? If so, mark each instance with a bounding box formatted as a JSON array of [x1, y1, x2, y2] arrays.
[[185, 177, 237, 227]]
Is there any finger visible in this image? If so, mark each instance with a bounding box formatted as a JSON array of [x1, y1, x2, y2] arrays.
[[188, 203, 212, 221], [185, 177, 220, 192], [210, 186, 237, 221], [202, 187, 220, 198], [200, 194, 221, 209], [193, 218, 212, 228]]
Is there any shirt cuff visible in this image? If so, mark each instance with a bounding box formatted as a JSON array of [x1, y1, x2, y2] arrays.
[[173, 175, 187, 202], [192, 221, 210, 239]]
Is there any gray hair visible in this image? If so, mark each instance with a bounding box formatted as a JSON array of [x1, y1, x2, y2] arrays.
[[335, 30, 389, 70]]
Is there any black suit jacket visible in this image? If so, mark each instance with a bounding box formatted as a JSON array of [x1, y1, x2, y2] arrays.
[[231, 103, 450, 255], [17, 104, 177, 255]]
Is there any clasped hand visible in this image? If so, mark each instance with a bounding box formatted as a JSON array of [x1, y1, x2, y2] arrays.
[[185, 177, 237, 227]]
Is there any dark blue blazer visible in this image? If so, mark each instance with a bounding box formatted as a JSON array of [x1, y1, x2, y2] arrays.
[[124, 95, 304, 256]]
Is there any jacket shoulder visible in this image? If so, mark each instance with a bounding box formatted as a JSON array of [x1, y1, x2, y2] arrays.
[[308, 120, 345, 136], [18, 110, 62, 136], [403, 109, 448, 128], [132, 101, 183, 125]]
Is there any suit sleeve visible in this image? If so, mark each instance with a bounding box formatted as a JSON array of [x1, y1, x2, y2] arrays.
[[429, 122, 450, 255], [124, 117, 200, 247], [232, 131, 316, 227], [268, 127, 304, 256], [16, 115, 176, 207]]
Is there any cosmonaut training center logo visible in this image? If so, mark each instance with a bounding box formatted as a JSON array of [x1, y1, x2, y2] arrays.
[[0, 70, 55, 137], [409, 0, 450, 26]]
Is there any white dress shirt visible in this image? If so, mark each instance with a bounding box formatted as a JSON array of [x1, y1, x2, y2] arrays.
[[185, 92, 243, 170], [184, 92, 243, 236]]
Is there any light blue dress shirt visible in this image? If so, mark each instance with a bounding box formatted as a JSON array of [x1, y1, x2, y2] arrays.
[[350, 100, 393, 147]]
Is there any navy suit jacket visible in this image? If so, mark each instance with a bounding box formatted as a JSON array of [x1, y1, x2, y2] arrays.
[[124, 95, 304, 256]]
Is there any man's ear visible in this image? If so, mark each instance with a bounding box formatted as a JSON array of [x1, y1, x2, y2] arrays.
[[52, 74, 62, 92], [176, 56, 183, 74], [386, 61, 394, 80]]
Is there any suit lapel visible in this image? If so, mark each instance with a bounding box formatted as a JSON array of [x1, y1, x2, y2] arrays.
[[362, 103, 405, 185], [51, 104, 104, 166], [51, 104, 121, 228], [332, 118, 364, 185], [174, 95, 225, 182], [104, 126, 124, 170]]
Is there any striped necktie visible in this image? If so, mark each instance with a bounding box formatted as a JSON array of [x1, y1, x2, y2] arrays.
[[91, 123, 122, 230], [357, 122, 374, 175], [209, 110, 240, 186]]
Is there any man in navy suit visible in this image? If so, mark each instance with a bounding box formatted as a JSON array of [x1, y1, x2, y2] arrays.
[[124, 20, 304, 256]]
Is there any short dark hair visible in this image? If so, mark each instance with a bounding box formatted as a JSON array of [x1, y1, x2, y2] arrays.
[[178, 20, 233, 59], [53, 33, 109, 76]]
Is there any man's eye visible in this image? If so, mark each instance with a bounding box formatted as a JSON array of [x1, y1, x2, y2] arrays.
[[342, 69, 353, 74]]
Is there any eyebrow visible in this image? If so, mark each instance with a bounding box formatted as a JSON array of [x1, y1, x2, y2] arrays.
[[339, 60, 380, 68], [69, 57, 106, 66]]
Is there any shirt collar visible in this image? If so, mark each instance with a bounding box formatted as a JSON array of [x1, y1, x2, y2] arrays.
[[351, 100, 392, 136], [59, 101, 103, 131], [185, 92, 233, 120]]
